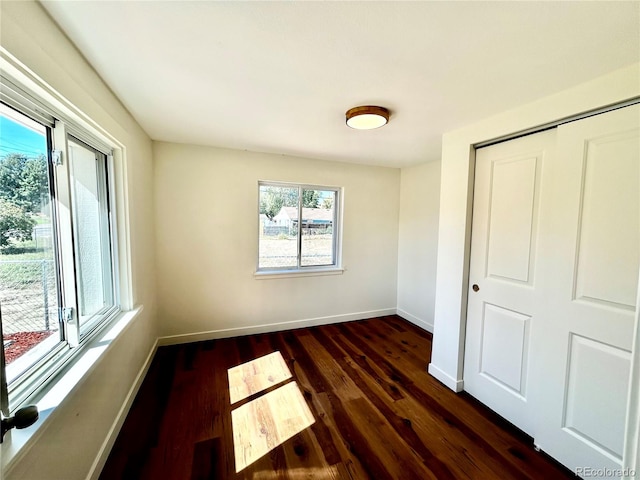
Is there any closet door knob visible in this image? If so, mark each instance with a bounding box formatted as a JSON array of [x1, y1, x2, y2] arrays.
[[472, 284, 480, 292]]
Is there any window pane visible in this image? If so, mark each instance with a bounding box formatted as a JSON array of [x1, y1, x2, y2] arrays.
[[301, 190, 335, 266], [259, 185, 299, 269], [0, 103, 63, 384], [68, 138, 114, 324]]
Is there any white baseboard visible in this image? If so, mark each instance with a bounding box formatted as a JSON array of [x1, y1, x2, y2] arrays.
[[158, 308, 397, 346], [86, 338, 159, 480], [428, 363, 464, 392], [395, 308, 433, 333]]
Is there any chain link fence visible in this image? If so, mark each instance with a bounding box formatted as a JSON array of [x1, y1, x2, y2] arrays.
[[0, 259, 58, 334]]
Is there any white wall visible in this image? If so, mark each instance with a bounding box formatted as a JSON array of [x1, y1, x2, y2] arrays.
[[154, 142, 400, 340], [1, 2, 157, 479], [428, 63, 640, 393], [396, 162, 441, 332]]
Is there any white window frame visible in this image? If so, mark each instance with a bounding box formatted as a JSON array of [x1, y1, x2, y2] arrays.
[[256, 181, 343, 277], [0, 53, 131, 413], [54, 127, 120, 343]]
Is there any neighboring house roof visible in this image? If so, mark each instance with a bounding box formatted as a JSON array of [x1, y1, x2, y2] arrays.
[[275, 206, 333, 222]]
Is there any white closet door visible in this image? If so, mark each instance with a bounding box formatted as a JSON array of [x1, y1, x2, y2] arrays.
[[465, 104, 639, 475], [464, 129, 556, 436], [532, 104, 639, 473]]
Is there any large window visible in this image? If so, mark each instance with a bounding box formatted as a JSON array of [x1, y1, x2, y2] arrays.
[[0, 94, 118, 409], [258, 182, 340, 272]]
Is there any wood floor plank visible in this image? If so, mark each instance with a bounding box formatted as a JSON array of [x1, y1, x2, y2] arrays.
[[191, 437, 223, 480], [242, 332, 335, 478], [339, 319, 568, 479], [312, 327, 456, 480], [271, 332, 365, 476], [331, 326, 509, 479], [100, 316, 574, 480]]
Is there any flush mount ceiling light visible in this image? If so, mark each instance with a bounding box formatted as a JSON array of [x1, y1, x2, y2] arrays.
[[345, 105, 390, 130]]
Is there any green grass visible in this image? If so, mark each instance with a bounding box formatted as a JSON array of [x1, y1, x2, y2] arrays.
[[0, 250, 50, 261], [0, 240, 54, 286], [32, 214, 50, 225]]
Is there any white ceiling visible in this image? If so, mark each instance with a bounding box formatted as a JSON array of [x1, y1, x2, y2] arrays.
[[41, 1, 639, 168]]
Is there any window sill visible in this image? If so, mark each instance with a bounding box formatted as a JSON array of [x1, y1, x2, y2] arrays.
[[254, 267, 345, 280], [1, 306, 144, 475]]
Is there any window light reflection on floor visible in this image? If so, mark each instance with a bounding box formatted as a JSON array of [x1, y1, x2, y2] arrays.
[[228, 351, 315, 473], [228, 351, 292, 404], [252, 466, 340, 479]]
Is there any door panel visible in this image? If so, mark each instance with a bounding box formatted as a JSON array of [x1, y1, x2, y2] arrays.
[[486, 155, 538, 283], [575, 130, 640, 309], [479, 304, 530, 397], [564, 335, 631, 461], [532, 104, 639, 473], [464, 129, 555, 436]]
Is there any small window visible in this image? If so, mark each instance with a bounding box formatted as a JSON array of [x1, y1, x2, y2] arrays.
[[258, 182, 340, 272]]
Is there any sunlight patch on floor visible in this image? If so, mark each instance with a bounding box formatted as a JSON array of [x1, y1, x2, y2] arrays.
[[252, 465, 340, 479], [228, 351, 292, 404], [228, 351, 315, 472], [232, 381, 315, 472]]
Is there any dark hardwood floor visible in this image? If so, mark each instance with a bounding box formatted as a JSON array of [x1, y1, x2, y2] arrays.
[[100, 316, 574, 479]]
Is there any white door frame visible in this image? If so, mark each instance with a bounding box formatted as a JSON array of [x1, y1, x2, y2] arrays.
[[623, 273, 640, 477], [427, 63, 640, 472]]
